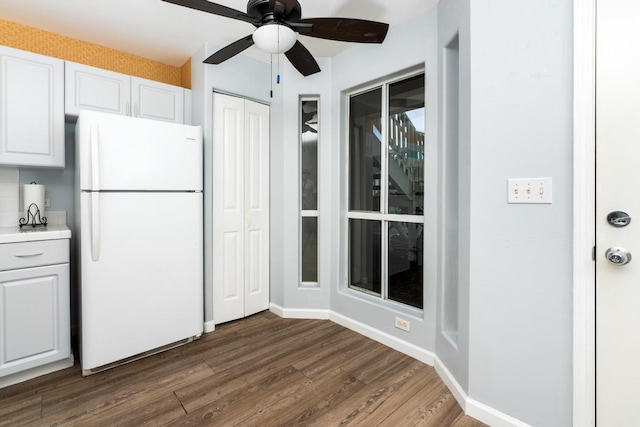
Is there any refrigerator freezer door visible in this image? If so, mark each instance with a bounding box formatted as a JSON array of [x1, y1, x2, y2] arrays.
[[76, 111, 203, 192], [79, 192, 203, 371]]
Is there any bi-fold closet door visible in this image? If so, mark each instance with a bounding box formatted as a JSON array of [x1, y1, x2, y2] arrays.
[[212, 92, 270, 325]]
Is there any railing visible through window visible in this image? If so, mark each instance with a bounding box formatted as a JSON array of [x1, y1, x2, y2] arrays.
[[347, 72, 425, 310]]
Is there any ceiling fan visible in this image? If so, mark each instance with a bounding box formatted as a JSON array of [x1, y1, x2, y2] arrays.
[[161, 0, 389, 76]]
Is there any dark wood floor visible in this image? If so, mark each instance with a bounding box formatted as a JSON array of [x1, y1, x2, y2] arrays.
[[0, 311, 487, 426]]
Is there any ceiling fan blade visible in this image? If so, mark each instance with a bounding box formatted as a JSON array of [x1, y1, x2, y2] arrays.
[[161, 0, 259, 25], [269, 0, 297, 16], [204, 35, 255, 64], [297, 18, 389, 43], [285, 41, 321, 76]]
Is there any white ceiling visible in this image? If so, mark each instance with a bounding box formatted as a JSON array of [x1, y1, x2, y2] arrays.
[[0, 0, 439, 67]]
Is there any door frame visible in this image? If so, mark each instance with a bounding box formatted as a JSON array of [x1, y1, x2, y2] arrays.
[[573, 0, 596, 425]]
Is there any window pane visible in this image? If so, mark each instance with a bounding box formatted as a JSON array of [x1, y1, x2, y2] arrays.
[[388, 74, 425, 215], [349, 219, 381, 295], [301, 100, 318, 211], [301, 217, 318, 282], [349, 88, 382, 212], [388, 221, 423, 309]]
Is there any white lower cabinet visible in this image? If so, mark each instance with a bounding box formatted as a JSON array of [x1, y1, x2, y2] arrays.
[[0, 239, 72, 388], [65, 61, 185, 123]]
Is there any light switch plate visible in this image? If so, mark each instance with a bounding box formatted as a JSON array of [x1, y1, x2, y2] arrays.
[[508, 178, 552, 204]]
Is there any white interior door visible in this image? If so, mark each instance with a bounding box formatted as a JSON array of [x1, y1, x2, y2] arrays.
[[596, 1, 640, 424], [243, 99, 270, 316], [212, 93, 269, 325]]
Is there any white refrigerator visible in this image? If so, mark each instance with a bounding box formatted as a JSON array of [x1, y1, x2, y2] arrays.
[[75, 111, 203, 375]]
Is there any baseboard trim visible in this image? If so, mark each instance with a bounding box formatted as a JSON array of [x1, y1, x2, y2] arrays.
[[270, 304, 331, 320], [433, 355, 468, 411], [275, 308, 529, 427], [329, 311, 435, 366], [203, 320, 216, 334], [269, 303, 285, 317], [466, 398, 532, 427]]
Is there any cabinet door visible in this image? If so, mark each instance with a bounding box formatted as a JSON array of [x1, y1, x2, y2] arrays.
[[0, 263, 70, 377], [65, 62, 130, 116], [131, 76, 184, 124], [0, 47, 64, 168]]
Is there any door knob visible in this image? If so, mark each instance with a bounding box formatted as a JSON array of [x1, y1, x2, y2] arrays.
[[605, 247, 632, 265]]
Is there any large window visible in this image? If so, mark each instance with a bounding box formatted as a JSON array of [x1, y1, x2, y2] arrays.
[[347, 72, 425, 309]]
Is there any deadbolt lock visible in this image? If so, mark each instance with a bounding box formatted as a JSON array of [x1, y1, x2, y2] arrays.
[[607, 211, 631, 228]]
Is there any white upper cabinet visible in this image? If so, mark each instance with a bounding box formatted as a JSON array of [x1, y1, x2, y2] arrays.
[[0, 46, 65, 168], [65, 62, 185, 124], [65, 62, 130, 116], [131, 76, 184, 123]]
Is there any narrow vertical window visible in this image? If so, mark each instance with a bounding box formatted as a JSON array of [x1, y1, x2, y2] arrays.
[[300, 97, 319, 285]]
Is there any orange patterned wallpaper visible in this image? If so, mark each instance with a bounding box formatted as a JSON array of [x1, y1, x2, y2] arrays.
[[181, 58, 192, 90], [0, 19, 191, 89]]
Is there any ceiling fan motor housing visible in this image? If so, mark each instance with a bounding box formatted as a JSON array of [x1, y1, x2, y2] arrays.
[[247, 0, 302, 23]]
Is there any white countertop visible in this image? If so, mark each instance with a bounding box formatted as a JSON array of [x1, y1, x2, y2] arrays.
[[0, 224, 71, 244]]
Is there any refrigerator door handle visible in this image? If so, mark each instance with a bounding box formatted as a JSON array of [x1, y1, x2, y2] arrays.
[[90, 124, 100, 191], [90, 192, 101, 262]]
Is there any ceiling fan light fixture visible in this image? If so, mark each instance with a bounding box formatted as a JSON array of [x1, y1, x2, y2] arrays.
[[253, 24, 297, 54]]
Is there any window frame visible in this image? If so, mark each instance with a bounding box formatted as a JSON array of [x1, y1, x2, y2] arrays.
[[299, 95, 320, 287], [344, 69, 426, 311]]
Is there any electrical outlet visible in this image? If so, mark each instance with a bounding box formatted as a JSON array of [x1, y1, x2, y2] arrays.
[[395, 317, 410, 332], [44, 198, 51, 208], [507, 178, 552, 204]]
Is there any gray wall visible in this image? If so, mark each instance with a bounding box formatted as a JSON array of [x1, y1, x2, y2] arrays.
[[467, 1, 573, 425]]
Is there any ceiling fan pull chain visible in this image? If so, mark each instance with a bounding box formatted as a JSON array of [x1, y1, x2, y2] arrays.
[[277, 27, 281, 84]]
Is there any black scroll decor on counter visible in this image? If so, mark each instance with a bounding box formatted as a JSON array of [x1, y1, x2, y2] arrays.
[[19, 203, 48, 228]]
